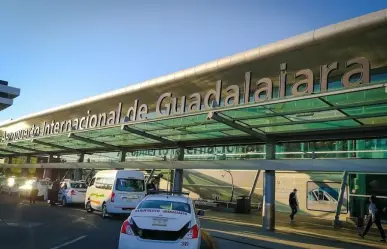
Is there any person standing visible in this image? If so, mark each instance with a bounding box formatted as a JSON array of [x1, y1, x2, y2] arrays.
[[29, 179, 39, 204], [289, 189, 299, 221], [359, 195, 386, 242]]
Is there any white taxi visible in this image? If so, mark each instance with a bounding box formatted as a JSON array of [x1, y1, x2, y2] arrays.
[[56, 180, 87, 206], [118, 193, 204, 249]]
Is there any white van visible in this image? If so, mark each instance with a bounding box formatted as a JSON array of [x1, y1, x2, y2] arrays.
[[85, 170, 146, 218]]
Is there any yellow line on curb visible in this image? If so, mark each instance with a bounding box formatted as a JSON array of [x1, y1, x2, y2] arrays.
[[202, 230, 218, 249]]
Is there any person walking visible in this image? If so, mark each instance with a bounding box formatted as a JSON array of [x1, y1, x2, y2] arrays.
[[289, 188, 299, 221], [359, 195, 386, 242]]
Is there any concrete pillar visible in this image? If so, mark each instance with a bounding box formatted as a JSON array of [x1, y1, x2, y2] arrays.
[[173, 147, 184, 193], [300, 142, 305, 159], [263, 142, 276, 231], [74, 169, 82, 181], [119, 150, 126, 162], [347, 140, 354, 158], [74, 153, 84, 180], [115, 150, 126, 170]]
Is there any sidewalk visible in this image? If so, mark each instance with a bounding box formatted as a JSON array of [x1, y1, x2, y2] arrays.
[[201, 210, 386, 249]]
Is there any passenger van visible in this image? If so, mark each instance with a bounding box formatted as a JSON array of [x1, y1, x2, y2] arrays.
[[85, 170, 146, 218]]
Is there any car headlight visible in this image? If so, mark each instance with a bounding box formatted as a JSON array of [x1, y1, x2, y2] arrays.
[[7, 178, 15, 187]]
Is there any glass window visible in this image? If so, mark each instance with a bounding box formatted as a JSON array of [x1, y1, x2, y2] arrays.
[[95, 177, 114, 190], [137, 200, 191, 213], [115, 178, 144, 192], [70, 182, 87, 189]]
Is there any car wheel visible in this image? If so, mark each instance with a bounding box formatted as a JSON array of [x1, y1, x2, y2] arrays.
[[85, 201, 93, 213], [62, 197, 67, 207], [101, 203, 108, 219]]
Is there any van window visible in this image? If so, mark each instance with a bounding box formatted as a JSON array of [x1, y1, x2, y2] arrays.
[[95, 177, 114, 190], [115, 178, 144, 192]]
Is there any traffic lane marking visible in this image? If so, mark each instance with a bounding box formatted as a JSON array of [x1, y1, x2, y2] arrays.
[[49, 235, 87, 249]]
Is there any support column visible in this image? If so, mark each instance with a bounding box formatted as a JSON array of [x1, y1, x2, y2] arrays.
[[347, 140, 354, 158], [334, 171, 348, 227], [173, 147, 184, 193], [6, 156, 12, 176], [116, 150, 126, 170], [21, 156, 31, 177], [74, 154, 84, 181], [43, 155, 54, 179], [263, 142, 276, 231]]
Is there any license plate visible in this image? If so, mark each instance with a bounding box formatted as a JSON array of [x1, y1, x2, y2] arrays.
[[152, 218, 168, 226]]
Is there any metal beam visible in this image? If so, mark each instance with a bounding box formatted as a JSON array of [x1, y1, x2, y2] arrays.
[[6, 143, 44, 154], [0, 148, 18, 154], [121, 125, 174, 144], [31, 139, 80, 153], [334, 171, 348, 227], [248, 170, 261, 199], [207, 111, 268, 142], [318, 97, 364, 125], [2, 158, 387, 173], [68, 133, 121, 150], [146, 169, 156, 184]]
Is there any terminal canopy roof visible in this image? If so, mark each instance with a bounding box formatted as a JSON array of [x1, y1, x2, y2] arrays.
[[1, 83, 387, 157]]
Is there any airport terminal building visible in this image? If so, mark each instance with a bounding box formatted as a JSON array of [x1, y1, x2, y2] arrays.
[[1, 10, 387, 227]]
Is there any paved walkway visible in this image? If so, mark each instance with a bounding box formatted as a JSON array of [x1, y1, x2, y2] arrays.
[[201, 210, 386, 249]]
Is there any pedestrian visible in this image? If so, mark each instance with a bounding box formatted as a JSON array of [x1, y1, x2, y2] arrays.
[[358, 195, 386, 242], [289, 188, 299, 221], [29, 179, 39, 204]]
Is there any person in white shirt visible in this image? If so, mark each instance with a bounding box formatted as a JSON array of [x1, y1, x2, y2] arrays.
[[29, 180, 39, 204], [359, 195, 386, 242]]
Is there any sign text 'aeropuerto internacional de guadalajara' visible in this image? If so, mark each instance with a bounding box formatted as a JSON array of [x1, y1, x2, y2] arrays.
[[1, 57, 371, 142]]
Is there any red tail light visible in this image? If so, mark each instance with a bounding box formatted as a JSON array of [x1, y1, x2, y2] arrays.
[[120, 219, 134, 236], [110, 192, 115, 202], [70, 190, 76, 195], [184, 224, 199, 239]]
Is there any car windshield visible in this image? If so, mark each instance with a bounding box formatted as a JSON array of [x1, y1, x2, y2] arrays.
[[138, 200, 191, 213], [70, 182, 87, 189], [115, 178, 144, 192]]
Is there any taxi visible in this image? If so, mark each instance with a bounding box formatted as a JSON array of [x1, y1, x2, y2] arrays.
[[118, 192, 204, 249]]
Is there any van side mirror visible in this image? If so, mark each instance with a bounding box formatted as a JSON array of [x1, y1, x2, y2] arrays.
[[196, 210, 204, 216]]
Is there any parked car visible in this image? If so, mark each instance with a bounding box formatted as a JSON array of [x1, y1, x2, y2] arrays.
[[47, 179, 87, 206]]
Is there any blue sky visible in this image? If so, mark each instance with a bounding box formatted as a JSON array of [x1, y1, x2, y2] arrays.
[[0, 0, 386, 122]]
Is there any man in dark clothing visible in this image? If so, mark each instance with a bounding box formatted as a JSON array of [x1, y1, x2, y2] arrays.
[[359, 196, 386, 242], [289, 189, 299, 221], [48, 179, 60, 204]]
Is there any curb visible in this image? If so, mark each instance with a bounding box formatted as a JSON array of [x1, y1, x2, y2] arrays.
[[202, 230, 218, 249]]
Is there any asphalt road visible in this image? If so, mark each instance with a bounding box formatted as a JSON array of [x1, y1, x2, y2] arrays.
[[0, 194, 256, 249]]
